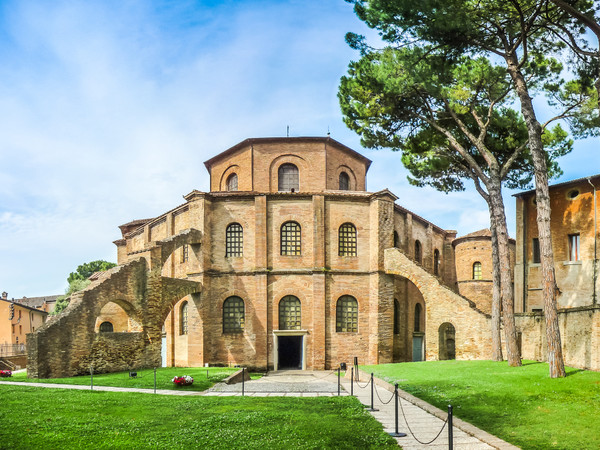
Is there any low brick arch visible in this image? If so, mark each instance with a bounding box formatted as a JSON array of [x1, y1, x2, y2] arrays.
[[28, 230, 203, 379], [384, 247, 492, 361]]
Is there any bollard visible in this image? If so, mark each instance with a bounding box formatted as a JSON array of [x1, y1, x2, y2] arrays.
[[337, 367, 341, 396], [389, 384, 407, 438], [354, 357, 359, 381], [242, 367, 245, 396], [367, 373, 379, 411], [448, 405, 453, 450], [90, 366, 94, 391], [350, 367, 354, 396], [154, 368, 157, 394], [207, 369, 209, 379]]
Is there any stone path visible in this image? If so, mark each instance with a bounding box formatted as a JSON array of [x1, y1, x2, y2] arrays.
[[0, 371, 519, 449]]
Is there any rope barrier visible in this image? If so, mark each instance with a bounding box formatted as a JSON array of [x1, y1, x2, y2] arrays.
[[397, 393, 448, 445], [373, 381, 395, 405], [311, 370, 337, 380], [354, 375, 371, 389]]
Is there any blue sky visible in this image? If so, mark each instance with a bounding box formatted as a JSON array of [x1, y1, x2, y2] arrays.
[[0, 0, 598, 297]]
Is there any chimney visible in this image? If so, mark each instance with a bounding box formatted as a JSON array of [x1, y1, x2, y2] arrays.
[[1, 292, 7, 300]]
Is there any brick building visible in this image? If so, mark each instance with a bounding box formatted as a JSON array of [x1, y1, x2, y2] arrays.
[[513, 174, 600, 370], [1, 292, 48, 352]]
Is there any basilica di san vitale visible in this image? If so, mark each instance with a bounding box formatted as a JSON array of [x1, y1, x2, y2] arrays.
[[27, 137, 600, 378]]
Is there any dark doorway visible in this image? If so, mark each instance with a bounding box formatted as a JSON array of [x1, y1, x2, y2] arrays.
[[277, 335, 302, 369]]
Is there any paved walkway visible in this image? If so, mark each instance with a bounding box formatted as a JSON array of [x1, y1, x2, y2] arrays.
[[0, 371, 518, 449]]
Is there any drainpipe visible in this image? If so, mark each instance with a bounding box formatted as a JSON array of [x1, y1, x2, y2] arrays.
[[587, 178, 597, 305]]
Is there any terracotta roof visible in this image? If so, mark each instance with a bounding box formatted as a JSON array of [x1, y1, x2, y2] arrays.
[[513, 173, 600, 197], [203, 136, 372, 171], [458, 229, 492, 239], [1, 297, 51, 313]]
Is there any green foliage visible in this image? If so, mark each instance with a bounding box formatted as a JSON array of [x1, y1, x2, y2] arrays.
[[365, 360, 600, 449], [67, 260, 117, 283], [52, 260, 116, 315], [0, 386, 397, 449], [339, 45, 572, 194]]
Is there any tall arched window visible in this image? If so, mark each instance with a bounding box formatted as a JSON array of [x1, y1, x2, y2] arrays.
[[279, 296, 301, 330], [99, 321, 113, 333], [278, 163, 299, 192], [223, 296, 244, 333], [393, 231, 400, 248], [226, 173, 238, 191], [414, 303, 422, 332], [226, 223, 243, 257], [339, 223, 357, 256], [180, 301, 188, 335], [439, 322, 456, 360], [433, 249, 440, 276], [414, 240, 422, 264], [393, 299, 401, 335], [339, 172, 350, 190], [336, 295, 358, 332], [473, 262, 482, 280], [281, 221, 301, 255]]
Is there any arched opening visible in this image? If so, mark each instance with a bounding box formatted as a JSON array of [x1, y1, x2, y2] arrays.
[[393, 231, 400, 248], [439, 323, 456, 360], [278, 163, 299, 192], [339, 171, 350, 190], [473, 261, 482, 280], [279, 296, 301, 330], [433, 249, 440, 276], [414, 240, 422, 264], [99, 321, 114, 333], [162, 296, 193, 367], [392, 276, 425, 363], [336, 295, 358, 332], [95, 301, 140, 333], [226, 173, 238, 191]]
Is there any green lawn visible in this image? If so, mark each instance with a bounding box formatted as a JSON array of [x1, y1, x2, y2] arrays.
[[364, 360, 600, 450], [0, 384, 397, 449], [5, 367, 242, 392]]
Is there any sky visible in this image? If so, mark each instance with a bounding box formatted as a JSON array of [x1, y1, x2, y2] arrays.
[[0, 0, 598, 297]]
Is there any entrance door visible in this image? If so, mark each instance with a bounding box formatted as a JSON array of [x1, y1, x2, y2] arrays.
[[412, 335, 423, 362], [277, 335, 303, 369]]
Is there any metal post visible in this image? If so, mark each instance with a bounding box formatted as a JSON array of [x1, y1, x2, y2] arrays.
[[367, 373, 378, 411], [354, 356, 359, 381], [154, 368, 157, 394], [448, 405, 453, 450], [90, 366, 93, 391], [207, 369, 209, 379], [389, 383, 407, 437], [350, 367, 354, 396], [242, 367, 245, 396], [337, 367, 341, 396]]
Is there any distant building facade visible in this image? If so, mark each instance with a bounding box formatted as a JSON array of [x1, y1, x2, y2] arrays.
[[1, 292, 48, 351]]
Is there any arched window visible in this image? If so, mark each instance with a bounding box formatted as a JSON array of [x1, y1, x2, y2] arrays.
[[336, 295, 358, 332], [181, 244, 189, 263], [414, 240, 422, 264], [393, 231, 400, 248], [473, 262, 482, 280], [433, 249, 440, 276], [278, 163, 299, 192], [180, 301, 188, 335], [393, 299, 400, 335], [99, 321, 113, 333], [439, 322, 456, 360], [281, 221, 301, 255], [339, 223, 357, 256], [414, 303, 422, 332], [339, 172, 350, 190], [226, 173, 238, 191], [226, 223, 243, 257], [223, 296, 244, 333], [279, 296, 301, 330]]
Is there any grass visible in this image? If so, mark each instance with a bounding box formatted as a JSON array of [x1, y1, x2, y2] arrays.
[[364, 360, 600, 450], [0, 384, 398, 449], [5, 367, 247, 392]]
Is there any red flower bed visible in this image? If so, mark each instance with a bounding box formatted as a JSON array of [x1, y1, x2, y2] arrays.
[[172, 375, 193, 386], [0, 370, 12, 378]]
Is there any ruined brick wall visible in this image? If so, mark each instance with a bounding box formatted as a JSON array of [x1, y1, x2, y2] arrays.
[[516, 306, 600, 370], [385, 248, 492, 361]]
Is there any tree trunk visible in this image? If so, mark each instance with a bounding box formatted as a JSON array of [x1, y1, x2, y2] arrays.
[[487, 177, 521, 366], [505, 55, 566, 378], [489, 215, 504, 361]]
